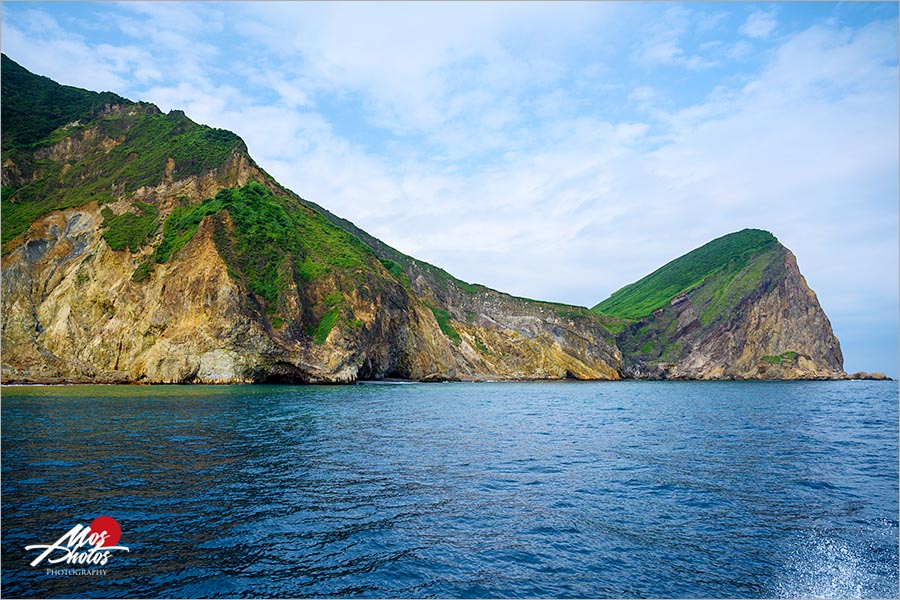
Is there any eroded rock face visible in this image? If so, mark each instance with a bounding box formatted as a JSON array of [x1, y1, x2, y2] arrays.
[[0, 199, 621, 382], [616, 245, 844, 380], [0, 198, 622, 383], [403, 261, 622, 381], [0, 204, 451, 383]]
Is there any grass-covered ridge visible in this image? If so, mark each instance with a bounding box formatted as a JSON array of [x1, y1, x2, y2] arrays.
[[593, 229, 778, 320], [1, 57, 245, 249], [2, 107, 244, 247], [1, 54, 128, 150]]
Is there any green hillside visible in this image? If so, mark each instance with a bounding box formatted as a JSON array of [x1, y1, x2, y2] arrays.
[[1, 55, 245, 248], [592, 229, 778, 320], [150, 181, 376, 303], [1, 54, 127, 150], [0, 57, 403, 346]]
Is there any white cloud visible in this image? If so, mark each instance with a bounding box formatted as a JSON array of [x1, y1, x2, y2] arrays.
[[1, 12, 144, 92], [727, 40, 754, 60], [634, 6, 719, 70], [115, 1, 224, 35], [740, 10, 778, 39], [629, 85, 658, 104], [761, 20, 898, 97], [227, 1, 632, 152]]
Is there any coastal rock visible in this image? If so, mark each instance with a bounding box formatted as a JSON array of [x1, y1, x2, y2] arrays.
[[848, 371, 892, 381], [0, 70, 621, 384], [598, 231, 845, 380]]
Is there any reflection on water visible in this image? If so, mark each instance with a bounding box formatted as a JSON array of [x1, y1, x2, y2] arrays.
[[2, 381, 897, 598]]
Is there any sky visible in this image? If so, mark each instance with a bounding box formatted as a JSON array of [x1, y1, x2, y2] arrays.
[[2, 1, 898, 376]]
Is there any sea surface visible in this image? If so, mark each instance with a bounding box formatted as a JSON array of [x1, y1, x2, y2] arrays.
[[1, 380, 897, 598]]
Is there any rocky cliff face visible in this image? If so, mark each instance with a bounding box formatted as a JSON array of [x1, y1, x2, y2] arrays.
[[1, 56, 849, 383], [1, 150, 621, 384], [600, 233, 844, 380]]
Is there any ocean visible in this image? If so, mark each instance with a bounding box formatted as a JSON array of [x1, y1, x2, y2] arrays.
[[1, 380, 897, 598]]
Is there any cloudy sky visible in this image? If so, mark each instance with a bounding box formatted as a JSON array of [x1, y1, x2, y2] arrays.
[[2, 1, 898, 376]]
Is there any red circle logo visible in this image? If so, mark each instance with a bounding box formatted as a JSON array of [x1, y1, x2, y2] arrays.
[[89, 516, 122, 547]]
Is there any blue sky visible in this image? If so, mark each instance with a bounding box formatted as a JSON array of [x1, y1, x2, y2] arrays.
[[2, 1, 898, 376]]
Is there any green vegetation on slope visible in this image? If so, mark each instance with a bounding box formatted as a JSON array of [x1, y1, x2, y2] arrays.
[[155, 198, 225, 264], [285, 191, 491, 298], [2, 108, 243, 247], [1, 57, 245, 248], [692, 247, 775, 327], [313, 308, 341, 345], [761, 351, 798, 365], [379, 258, 412, 291], [425, 303, 461, 344], [131, 261, 153, 283], [1, 54, 127, 150], [210, 184, 295, 304], [155, 181, 376, 307], [472, 333, 491, 355], [597, 316, 630, 335], [101, 201, 158, 252], [96, 109, 243, 188], [593, 229, 778, 320]]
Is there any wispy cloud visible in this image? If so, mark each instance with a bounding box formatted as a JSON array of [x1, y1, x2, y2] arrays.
[[1, 9, 138, 91], [740, 9, 778, 39], [633, 6, 719, 70]]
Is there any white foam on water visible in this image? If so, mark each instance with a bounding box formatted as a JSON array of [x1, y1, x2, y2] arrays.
[[774, 523, 899, 598]]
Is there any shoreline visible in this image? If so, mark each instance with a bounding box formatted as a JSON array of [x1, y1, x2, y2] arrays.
[[1, 372, 892, 386]]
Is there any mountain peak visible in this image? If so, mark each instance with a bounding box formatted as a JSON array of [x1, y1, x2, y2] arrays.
[[1, 54, 130, 151], [593, 229, 843, 380], [593, 228, 778, 320]]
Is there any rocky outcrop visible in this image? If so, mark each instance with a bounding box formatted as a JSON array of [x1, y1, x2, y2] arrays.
[[0, 196, 449, 383], [0, 186, 621, 383], [846, 371, 892, 381], [404, 261, 622, 381], [613, 243, 845, 380], [0, 192, 622, 383]]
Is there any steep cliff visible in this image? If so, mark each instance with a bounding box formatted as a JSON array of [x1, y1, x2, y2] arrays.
[[593, 229, 845, 380], [1, 55, 621, 383]]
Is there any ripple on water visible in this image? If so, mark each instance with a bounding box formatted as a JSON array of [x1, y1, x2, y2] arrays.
[[1, 380, 897, 598]]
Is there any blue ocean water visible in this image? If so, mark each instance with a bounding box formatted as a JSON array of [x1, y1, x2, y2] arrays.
[[1, 381, 897, 598]]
